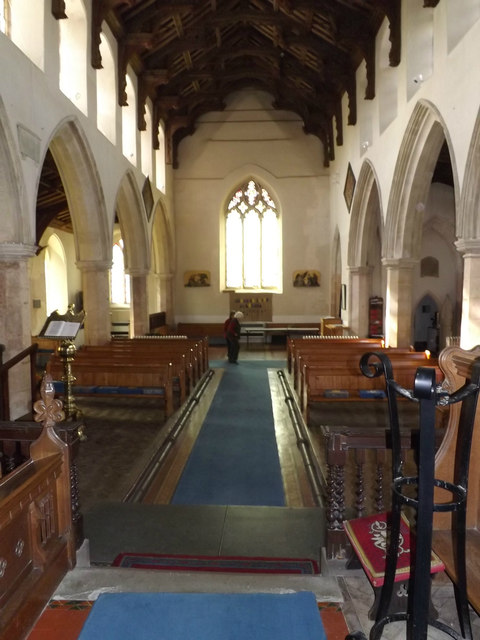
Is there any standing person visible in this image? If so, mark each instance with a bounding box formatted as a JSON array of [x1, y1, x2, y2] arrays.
[[224, 310, 235, 361], [226, 311, 243, 363]]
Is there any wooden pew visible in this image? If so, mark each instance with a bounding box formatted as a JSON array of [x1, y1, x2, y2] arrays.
[[431, 345, 480, 614], [294, 346, 440, 423], [287, 336, 382, 376], [81, 342, 198, 394], [291, 339, 384, 391], [113, 335, 209, 382], [118, 335, 209, 369], [48, 357, 176, 418], [176, 322, 224, 344], [47, 337, 210, 416]]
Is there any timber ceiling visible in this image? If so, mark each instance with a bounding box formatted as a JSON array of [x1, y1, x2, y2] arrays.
[[95, 0, 402, 168], [38, 0, 442, 241]]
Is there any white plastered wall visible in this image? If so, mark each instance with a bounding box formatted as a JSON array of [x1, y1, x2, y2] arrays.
[[329, 1, 480, 343], [173, 90, 330, 324]]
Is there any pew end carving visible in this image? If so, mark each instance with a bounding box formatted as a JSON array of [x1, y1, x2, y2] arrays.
[[0, 374, 75, 640]]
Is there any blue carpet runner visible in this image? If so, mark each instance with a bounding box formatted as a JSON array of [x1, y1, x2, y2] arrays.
[[172, 360, 286, 506], [77, 592, 326, 640]]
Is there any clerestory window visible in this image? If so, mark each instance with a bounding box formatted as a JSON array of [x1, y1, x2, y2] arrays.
[[225, 179, 280, 290]]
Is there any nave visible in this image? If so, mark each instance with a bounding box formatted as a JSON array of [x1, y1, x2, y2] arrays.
[[27, 345, 480, 640]]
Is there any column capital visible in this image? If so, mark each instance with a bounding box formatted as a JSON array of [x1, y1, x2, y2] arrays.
[[126, 268, 149, 278], [455, 238, 480, 256], [348, 265, 373, 276], [76, 259, 112, 272], [0, 242, 37, 261], [381, 257, 418, 270]]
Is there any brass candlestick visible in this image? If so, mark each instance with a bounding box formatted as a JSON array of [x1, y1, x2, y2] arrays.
[[57, 339, 81, 420]]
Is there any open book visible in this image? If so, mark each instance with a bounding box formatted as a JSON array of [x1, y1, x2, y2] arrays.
[[42, 320, 82, 339]]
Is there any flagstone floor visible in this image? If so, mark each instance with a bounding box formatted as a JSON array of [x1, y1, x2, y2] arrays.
[[25, 342, 480, 639]]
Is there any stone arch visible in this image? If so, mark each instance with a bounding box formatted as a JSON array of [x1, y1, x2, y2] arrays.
[[46, 118, 110, 264], [384, 101, 458, 261], [458, 107, 480, 239], [330, 226, 342, 317], [115, 170, 150, 275], [348, 161, 384, 268], [152, 198, 174, 275], [383, 101, 459, 347], [113, 171, 151, 336], [347, 161, 384, 336], [0, 97, 30, 245], [455, 107, 480, 348], [151, 199, 175, 323]]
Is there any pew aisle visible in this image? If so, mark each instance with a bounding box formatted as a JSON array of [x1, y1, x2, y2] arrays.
[[25, 344, 480, 639]]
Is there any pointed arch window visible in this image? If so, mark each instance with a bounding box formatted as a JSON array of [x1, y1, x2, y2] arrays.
[[225, 180, 280, 290]]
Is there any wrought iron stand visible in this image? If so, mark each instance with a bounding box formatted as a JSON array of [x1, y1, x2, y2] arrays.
[[346, 351, 480, 640]]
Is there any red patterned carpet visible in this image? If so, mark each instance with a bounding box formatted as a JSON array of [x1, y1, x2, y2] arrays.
[[27, 600, 349, 640]]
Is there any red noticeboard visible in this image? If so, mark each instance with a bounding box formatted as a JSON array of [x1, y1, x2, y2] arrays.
[[369, 296, 384, 338]]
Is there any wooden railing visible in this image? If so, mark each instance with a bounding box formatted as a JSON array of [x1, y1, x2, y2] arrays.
[[320, 424, 444, 559]]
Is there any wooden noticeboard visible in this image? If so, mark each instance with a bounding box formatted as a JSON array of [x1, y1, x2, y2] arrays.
[[229, 293, 272, 322]]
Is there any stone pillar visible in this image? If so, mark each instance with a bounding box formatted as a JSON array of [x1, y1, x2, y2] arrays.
[[455, 239, 480, 350], [383, 259, 417, 348], [77, 261, 111, 345], [348, 266, 372, 337], [129, 271, 149, 337], [0, 243, 37, 419], [159, 272, 174, 326]]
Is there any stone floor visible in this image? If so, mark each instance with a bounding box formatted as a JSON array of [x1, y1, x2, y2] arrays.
[[59, 343, 480, 639]]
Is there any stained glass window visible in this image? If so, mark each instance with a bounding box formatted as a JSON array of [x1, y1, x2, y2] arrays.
[[225, 180, 280, 289]]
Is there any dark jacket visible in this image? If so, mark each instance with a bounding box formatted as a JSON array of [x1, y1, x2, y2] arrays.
[[226, 317, 241, 340]]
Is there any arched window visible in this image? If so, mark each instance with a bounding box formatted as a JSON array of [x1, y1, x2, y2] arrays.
[[225, 179, 280, 290], [110, 239, 130, 304]]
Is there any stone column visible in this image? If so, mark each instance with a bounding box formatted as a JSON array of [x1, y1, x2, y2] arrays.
[[383, 258, 417, 348], [0, 243, 37, 419], [158, 272, 174, 326], [455, 239, 480, 350], [77, 261, 111, 345], [129, 271, 149, 337], [348, 266, 373, 337]]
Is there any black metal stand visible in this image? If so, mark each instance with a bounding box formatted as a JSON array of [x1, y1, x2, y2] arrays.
[[346, 351, 480, 640]]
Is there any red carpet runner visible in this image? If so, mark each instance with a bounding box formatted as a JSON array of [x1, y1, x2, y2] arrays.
[[28, 600, 349, 640], [112, 552, 320, 574]]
